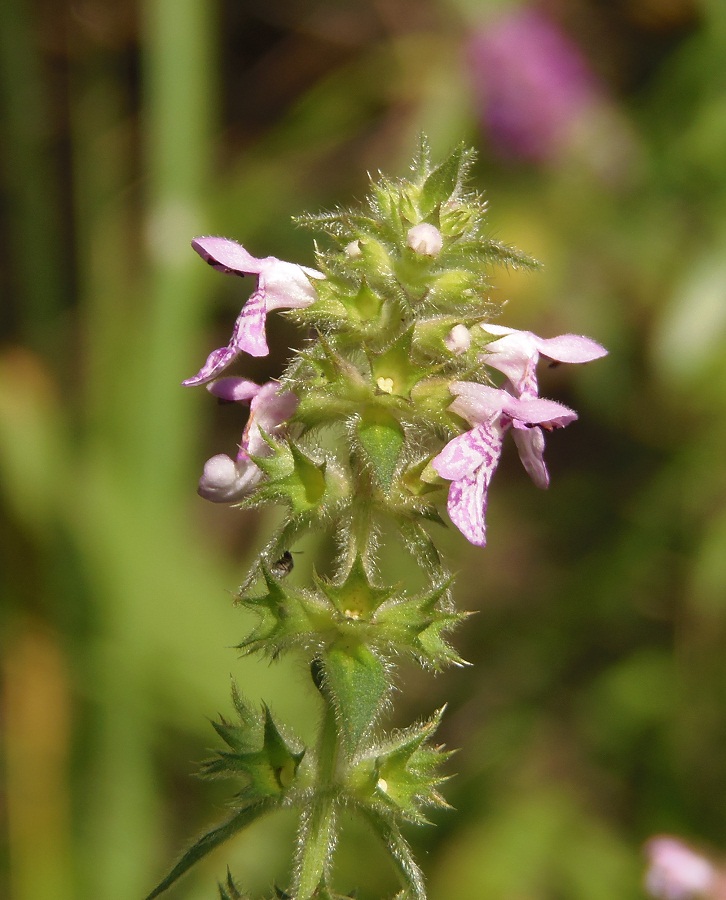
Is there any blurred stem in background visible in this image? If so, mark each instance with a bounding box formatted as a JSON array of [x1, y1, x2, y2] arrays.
[[73, 1, 217, 897], [0, 0, 65, 349]]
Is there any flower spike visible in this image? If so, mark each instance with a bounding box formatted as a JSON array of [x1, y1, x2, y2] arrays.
[[184, 237, 323, 384]]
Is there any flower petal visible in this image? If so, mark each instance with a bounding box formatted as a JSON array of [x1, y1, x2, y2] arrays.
[[181, 290, 269, 386], [447, 467, 489, 547], [406, 223, 444, 256], [432, 421, 502, 480], [207, 377, 261, 403], [260, 263, 323, 312], [533, 332, 608, 364], [191, 236, 266, 275], [244, 382, 299, 458], [645, 836, 715, 900], [197, 453, 262, 502], [448, 382, 513, 425], [511, 426, 549, 488], [230, 288, 270, 357], [437, 421, 505, 547], [478, 326, 539, 395], [444, 324, 472, 355], [182, 344, 242, 387], [502, 395, 577, 428]]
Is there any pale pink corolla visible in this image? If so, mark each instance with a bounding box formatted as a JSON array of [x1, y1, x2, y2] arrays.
[[197, 378, 298, 503], [184, 237, 323, 385], [479, 323, 608, 399], [432, 382, 576, 546], [645, 836, 716, 900]]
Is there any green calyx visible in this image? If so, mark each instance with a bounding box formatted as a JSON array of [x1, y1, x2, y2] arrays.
[[347, 710, 451, 825], [201, 687, 305, 801]]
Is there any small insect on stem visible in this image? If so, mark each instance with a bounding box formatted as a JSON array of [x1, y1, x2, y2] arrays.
[[271, 551, 294, 579]]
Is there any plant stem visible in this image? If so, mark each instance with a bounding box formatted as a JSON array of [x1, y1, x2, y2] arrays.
[[292, 688, 340, 899]]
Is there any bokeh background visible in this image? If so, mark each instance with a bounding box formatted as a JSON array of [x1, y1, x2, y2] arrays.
[[2, 0, 726, 897]]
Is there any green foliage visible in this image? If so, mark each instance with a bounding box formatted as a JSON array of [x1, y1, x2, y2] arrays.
[[322, 642, 389, 757], [355, 407, 405, 492], [145, 800, 278, 900]]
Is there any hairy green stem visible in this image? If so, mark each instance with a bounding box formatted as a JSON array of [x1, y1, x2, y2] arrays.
[[293, 691, 340, 898]]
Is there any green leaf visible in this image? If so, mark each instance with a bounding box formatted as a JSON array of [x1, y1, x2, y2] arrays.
[[419, 144, 470, 217], [144, 799, 277, 899], [356, 407, 404, 492], [323, 642, 388, 756]]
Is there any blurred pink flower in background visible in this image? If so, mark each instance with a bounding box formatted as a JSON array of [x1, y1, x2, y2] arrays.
[[645, 836, 726, 900], [466, 7, 604, 164]]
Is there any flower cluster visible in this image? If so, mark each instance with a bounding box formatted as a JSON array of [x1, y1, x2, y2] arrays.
[[186, 237, 605, 546], [149, 143, 606, 900]]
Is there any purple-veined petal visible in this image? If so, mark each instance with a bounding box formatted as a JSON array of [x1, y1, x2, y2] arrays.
[[187, 237, 324, 381], [207, 377, 261, 403], [432, 421, 502, 481], [197, 453, 263, 502], [181, 290, 269, 386], [191, 236, 266, 275], [182, 344, 242, 387], [447, 467, 489, 547], [437, 421, 505, 547], [511, 426, 549, 489], [231, 288, 270, 357]]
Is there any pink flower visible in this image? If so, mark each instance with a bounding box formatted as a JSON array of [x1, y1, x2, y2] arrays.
[[432, 326, 607, 546], [479, 323, 608, 399], [197, 378, 298, 503], [432, 383, 576, 546], [184, 237, 323, 385], [467, 8, 602, 163], [645, 836, 716, 900]]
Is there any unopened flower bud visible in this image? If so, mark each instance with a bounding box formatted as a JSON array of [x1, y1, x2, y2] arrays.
[[345, 240, 362, 258], [198, 453, 261, 502], [407, 223, 443, 257], [444, 324, 471, 355]]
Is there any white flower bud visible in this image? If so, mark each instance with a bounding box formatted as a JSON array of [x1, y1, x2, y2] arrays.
[[444, 324, 472, 355], [345, 240, 362, 258], [406, 223, 443, 257], [198, 453, 261, 503]]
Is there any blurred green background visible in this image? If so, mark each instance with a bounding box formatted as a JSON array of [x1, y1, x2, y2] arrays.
[[2, 0, 726, 897]]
